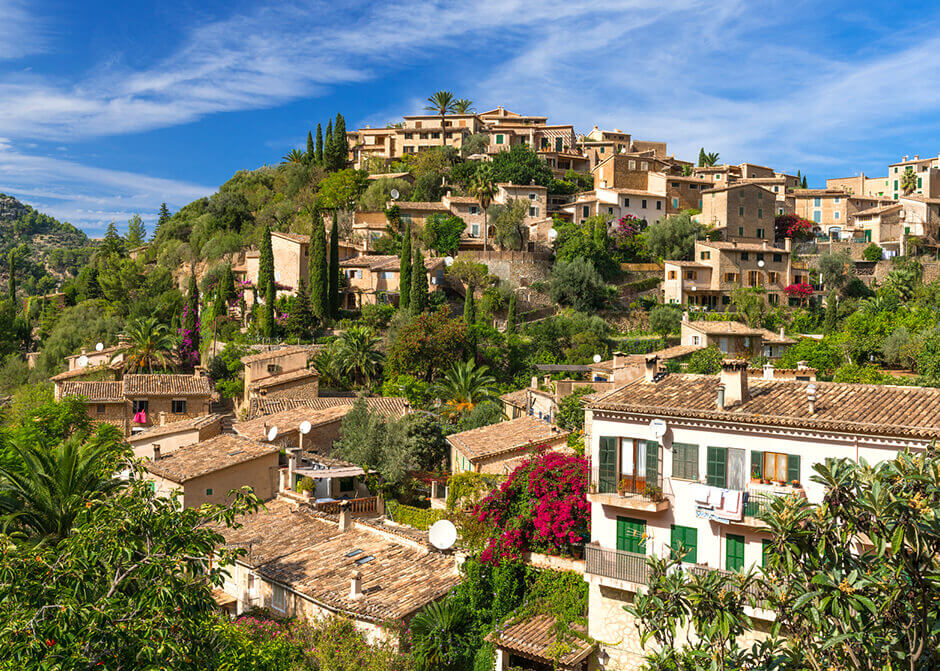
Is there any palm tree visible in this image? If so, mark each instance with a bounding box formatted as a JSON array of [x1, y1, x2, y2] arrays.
[[470, 165, 497, 251], [120, 316, 176, 374], [452, 98, 474, 114], [433, 360, 499, 419], [901, 167, 918, 195], [425, 90, 456, 147], [335, 325, 384, 387], [409, 598, 469, 671], [703, 151, 720, 167], [0, 430, 128, 540], [282, 148, 305, 164]]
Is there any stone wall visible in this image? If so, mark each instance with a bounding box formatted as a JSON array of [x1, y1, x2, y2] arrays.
[[457, 250, 553, 287]]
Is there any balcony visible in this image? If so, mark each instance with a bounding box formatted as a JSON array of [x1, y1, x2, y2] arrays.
[[732, 484, 806, 528], [589, 474, 670, 512], [584, 544, 650, 586]]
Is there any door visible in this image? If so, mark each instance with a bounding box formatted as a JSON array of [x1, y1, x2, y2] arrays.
[[726, 533, 745, 572], [619, 440, 647, 494], [706, 446, 728, 488], [616, 517, 647, 554], [670, 525, 698, 564]]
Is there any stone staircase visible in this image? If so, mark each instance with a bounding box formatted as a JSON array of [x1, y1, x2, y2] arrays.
[[210, 401, 237, 433]]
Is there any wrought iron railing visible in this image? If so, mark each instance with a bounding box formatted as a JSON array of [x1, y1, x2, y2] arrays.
[[584, 545, 650, 584], [743, 491, 777, 518]]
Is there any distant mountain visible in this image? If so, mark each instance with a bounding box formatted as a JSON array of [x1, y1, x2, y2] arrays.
[[0, 193, 96, 293]]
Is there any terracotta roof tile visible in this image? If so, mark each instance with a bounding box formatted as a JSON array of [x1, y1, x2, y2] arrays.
[[394, 202, 449, 212], [145, 434, 278, 482], [589, 374, 940, 440], [271, 231, 310, 244], [127, 414, 222, 443], [240, 345, 317, 365], [50, 365, 115, 382], [447, 416, 570, 462], [59, 381, 124, 402], [247, 368, 318, 391], [247, 396, 409, 421], [698, 240, 789, 253], [853, 203, 902, 218], [233, 404, 354, 441], [685, 321, 763, 336], [123, 374, 212, 397], [499, 389, 529, 409], [486, 614, 593, 667]]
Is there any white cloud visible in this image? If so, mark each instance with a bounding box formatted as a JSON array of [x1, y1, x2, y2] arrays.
[[0, 0, 45, 59], [0, 142, 212, 234]]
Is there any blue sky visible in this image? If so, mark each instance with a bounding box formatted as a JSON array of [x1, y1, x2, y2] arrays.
[[1, 0, 939, 236]]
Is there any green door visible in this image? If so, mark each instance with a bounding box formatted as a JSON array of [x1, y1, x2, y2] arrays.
[[616, 517, 647, 554], [726, 534, 745, 571], [670, 525, 698, 563], [645, 440, 659, 487], [706, 446, 728, 488], [598, 437, 617, 494]]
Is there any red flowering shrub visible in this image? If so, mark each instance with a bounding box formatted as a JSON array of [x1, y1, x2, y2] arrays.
[[473, 450, 589, 564], [774, 213, 814, 240], [784, 283, 813, 298]]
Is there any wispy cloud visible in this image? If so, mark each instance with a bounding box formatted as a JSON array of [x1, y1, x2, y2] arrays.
[[0, 0, 45, 60], [0, 139, 211, 234]]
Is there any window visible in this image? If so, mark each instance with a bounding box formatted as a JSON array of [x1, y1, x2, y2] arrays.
[[641, 199, 648, 209], [707, 446, 747, 489], [813, 197, 821, 207], [668, 270, 677, 280], [774, 186, 779, 192], [773, 253, 782, 262], [470, 223, 480, 237], [684, 271, 696, 280], [656, 201, 662, 210], [726, 533, 745, 571], [747, 270, 762, 287], [758, 190, 763, 199], [738, 206, 745, 216], [617, 517, 647, 554], [582, 206, 590, 218], [834, 211, 840, 220], [741, 252, 749, 260], [722, 295, 730, 305], [756, 252, 764, 261], [641, 161, 648, 170], [757, 208, 763, 220], [670, 525, 697, 563], [607, 207, 614, 215], [469, 205, 479, 215], [813, 210, 821, 223], [768, 271, 779, 283], [692, 335, 700, 345], [724, 272, 737, 282], [629, 160, 636, 170], [752, 451, 800, 483], [528, 193, 536, 200], [339, 477, 355, 492], [380, 271, 395, 279], [672, 443, 699, 480], [700, 251, 710, 260], [272, 584, 286, 611], [833, 197, 840, 204], [598, 436, 618, 493], [171, 399, 187, 414], [495, 134, 504, 145], [132, 400, 148, 414], [715, 174, 722, 180], [206, 488, 213, 496], [738, 227, 744, 237], [623, 198, 630, 207], [96, 404, 105, 414], [672, 197, 679, 208], [672, 182, 680, 188], [769, 293, 779, 305], [756, 227, 764, 238]]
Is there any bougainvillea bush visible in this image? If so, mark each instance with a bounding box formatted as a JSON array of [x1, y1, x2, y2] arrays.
[[774, 213, 814, 241], [784, 282, 814, 299], [474, 450, 589, 564]]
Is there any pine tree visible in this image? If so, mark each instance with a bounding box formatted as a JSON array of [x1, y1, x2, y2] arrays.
[[698, 148, 706, 167], [463, 287, 475, 324], [126, 214, 147, 247], [324, 120, 334, 171], [333, 114, 348, 170], [289, 277, 316, 339], [309, 205, 328, 319], [156, 203, 171, 237], [315, 123, 324, 165], [259, 225, 275, 294], [399, 222, 412, 310], [410, 244, 429, 313], [506, 291, 517, 334], [263, 278, 276, 338], [802, 175, 808, 189], [306, 131, 315, 164], [328, 211, 340, 317], [102, 221, 125, 256]]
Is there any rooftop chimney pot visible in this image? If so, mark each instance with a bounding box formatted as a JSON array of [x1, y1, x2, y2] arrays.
[[763, 363, 775, 380], [350, 571, 363, 599], [644, 355, 659, 383], [152, 445, 161, 461], [719, 359, 749, 405], [338, 502, 352, 532]]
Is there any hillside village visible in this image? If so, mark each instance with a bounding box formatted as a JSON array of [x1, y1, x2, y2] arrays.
[[3, 92, 940, 670]]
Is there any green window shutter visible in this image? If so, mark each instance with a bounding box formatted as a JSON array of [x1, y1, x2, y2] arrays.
[[617, 517, 647, 554], [726, 534, 745, 571], [706, 446, 727, 488], [671, 525, 698, 564], [672, 443, 699, 480], [598, 437, 618, 494], [750, 450, 764, 479], [786, 454, 801, 484], [762, 539, 773, 568], [645, 440, 659, 484]]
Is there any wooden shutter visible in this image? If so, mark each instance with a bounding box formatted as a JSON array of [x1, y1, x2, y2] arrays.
[[762, 539, 773, 568], [672, 443, 698, 480], [751, 450, 764, 479], [706, 446, 728, 488], [670, 525, 698, 564], [645, 440, 659, 486], [617, 517, 647, 554], [786, 454, 801, 483], [726, 534, 745, 572], [598, 437, 618, 494]]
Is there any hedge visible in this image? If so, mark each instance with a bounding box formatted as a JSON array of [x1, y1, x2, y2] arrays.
[[385, 500, 447, 530]]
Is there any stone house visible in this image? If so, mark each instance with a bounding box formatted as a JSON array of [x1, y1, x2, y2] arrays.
[[448, 416, 571, 475], [679, 319, 795, 359], [792, 189, 892, 239], [699, 183, 782, 240], [339, 254, 444, 309], [143, 434, 280, 507], [127, 413, 222, 460], [240, 345, 319, 409], [886, 153, 940, 200]]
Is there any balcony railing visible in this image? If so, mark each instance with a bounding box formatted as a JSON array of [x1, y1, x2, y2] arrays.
[[315, 496, 378, 515], [687, 565, 765, 600], [584, 544, 650, 585], [743, 491, 777, 519]]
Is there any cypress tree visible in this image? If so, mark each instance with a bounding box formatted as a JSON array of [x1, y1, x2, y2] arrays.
[[698, 148, 706, 167], [259, 225, 275, 294], [410, 244, 428, 313], [315, 123, 324, 164], [328, 211, 340, 317], [309, 205, 328, 319], [217, 264, 235, 311], [333, 114, 348, 169], [306, 131, 315, 163], [802, 175, 808, 189], [263, 278, 276, 338], [289, 277, 315, 339], [324, 120, 334, 171], [822, 290, 838, 334], [463, 286, 475, 324], [156, 203, 171, 238], [7, 249, 16, 316], [506, 291, 517, 334], [399, 222, 412, 310], [182, 272, 201, 367]]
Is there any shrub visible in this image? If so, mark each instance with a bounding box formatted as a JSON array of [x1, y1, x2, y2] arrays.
[[295, 476, 315, 493], [862, 243, 884, 262], [549, 258, 614, 312]]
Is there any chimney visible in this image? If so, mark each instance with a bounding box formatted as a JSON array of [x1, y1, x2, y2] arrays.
[[531, 376, 538, 389], [719, 359, 749, 405], [644, 355, 659, 383], [716, 383, 726, 410], [682, 310, 689, 322], [779, 326, 786, 339], [338, 502, 352, 532], [612, 351, 626, 370], [797, 360, 809, 371], [762, 240, 768, 249], [806, 383, 818, 415], [349, 571, 363, 600], [159, 411, 167, 426], [152, 445, 161, 461], [763, 363, 775, 380]]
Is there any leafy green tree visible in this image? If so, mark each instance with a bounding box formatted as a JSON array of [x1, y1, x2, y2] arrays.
[[310, 205, 328, 319], [684, 345, 724, 374], [488, 143, 553, 188], [553, 216, 619, 280], [823, 290, 839, 334], [863, 243, 884, 262], [386, 308, 469, 382], [730, 286, 768, 328], [281, 148, 305, 164], [329, 211, 340, 317], [125, 213, 147, 247], [315, 122, 324, 164], [100, 221, 126, 257], [460, 132, 489, 157], [883, 258, 923, 301], [470, 164, 497, 250], [556, 386, 594, 431], [156, 202, 171, 235], [640, 211, 705, 261], [505, 291, 517, 334], [6, 249, 16, 314], [487, 198, 529, 251], [333, 397, 417, 488], [649, 304, 682, 338], [425, 90, 456, 146], [410, 245, 429, 313], [434, 360, 499, 419], [901, 166, 918, 195], [336, 325, 384, 386], [317, 169, 368, 210], [549, 258, 613, 312], [258, 224, 274, 294], [120, 316, 177, 373], [817, 249, 853, 293], [422, 213, 465, 256], [399, 222, 412, 310], [360, 177, 413, 210]]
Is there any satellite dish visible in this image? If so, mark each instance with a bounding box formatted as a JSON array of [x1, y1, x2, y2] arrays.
[[77, 355, 89, 368], [266, 426, 279, 442], [428, 519, 457, 550], [593, 354, 602, 363], [757, 260, 765, 268], [299, 420, 312, 435], [444, 256, 455, 267], [649, 419, 667, 440], [390, 189, 400, 201], [95, 342, 104, 352], [548, 228, 558, 241]]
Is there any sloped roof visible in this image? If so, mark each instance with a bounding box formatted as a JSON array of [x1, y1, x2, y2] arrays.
[[127, 414, 222, 443], [145, 434, 278, 483], [447, 416, 570, 462], [247, 368, 318, 391], [486, 614, 593, 668], [123, 374, 212, 397], [233, 404, 355, 441], [684, 321, 763, 336], [240, 345, 316, 365], [499, 389, 529, 409], [247, 396, 409, 421], [59, 381, 124, 402]]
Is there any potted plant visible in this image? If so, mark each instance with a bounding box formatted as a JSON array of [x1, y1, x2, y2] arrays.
[[618, 478, 632, 496], [295, 476, 315, 499], [642, 484, 664, 502], [790, 479, 800, 488]]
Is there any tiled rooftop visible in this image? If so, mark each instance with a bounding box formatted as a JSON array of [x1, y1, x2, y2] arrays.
[[247, 396, 409, 421], [123, 374, 212, 397], [499, 389, 528, 408], [240, 345, 316, 365], [485, 614, 593, 667], [233, 404, 355, 441], [447, 416, 570, 462], [247, 368, 318, 391], [145, 434, 279, 483], [59, 380, 124, 402], [684, 321, 763, 336], [127, 414, 222, 443]]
